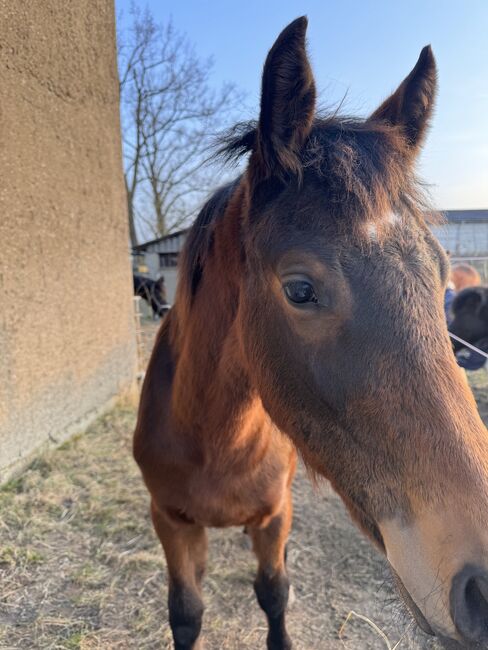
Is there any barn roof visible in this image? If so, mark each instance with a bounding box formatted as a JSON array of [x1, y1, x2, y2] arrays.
[[442, 209, 488, 223], [132, 228, 190, 252]]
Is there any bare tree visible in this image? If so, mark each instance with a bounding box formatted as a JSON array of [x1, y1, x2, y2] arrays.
[[118, 7, 239, 245]]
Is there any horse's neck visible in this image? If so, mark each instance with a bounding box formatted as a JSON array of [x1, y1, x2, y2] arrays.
[[172, 321, 260, 445]]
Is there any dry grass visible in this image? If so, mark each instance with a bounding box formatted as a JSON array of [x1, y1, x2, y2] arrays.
[[0, 320, 486, 649]]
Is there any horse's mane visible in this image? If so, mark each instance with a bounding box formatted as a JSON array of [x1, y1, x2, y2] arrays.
[[183, 180, 239, 296], [172, 114, 438, 341], [170, 177, 240, 344]]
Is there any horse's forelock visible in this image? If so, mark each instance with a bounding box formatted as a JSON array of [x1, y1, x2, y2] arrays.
[[216, 116, 434, 231]]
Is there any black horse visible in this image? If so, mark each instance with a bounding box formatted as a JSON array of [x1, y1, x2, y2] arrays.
[[133, 274, 170, 318], [450, 286, 488, 369]]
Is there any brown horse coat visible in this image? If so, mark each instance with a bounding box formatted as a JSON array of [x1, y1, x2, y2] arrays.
[[134, 16, 488, 650]]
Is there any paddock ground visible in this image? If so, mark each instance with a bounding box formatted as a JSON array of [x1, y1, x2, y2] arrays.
[[1, 321, 487, 650]]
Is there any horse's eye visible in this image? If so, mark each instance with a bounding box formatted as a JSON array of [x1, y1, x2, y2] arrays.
[[283, 280, 317, 305]]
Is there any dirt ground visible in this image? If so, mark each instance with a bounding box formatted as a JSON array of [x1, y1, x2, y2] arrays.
[[1, 321, 487, 650]]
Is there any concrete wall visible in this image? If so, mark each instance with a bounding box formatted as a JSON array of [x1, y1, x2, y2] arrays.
[[0, 1, 137, 481]]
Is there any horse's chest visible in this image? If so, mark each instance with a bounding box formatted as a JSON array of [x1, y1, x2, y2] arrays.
[[144, 390, 294, 528], [192, 463, 286, 527], [162, 451, 288, 528]]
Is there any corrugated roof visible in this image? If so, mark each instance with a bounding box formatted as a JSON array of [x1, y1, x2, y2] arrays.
[[132, 228, 190, 252], [441, 209, 488, 223]]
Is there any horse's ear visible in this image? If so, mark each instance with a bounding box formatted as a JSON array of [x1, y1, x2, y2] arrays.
[[252, 17, 316, 181], [370, 46, 437, 154]]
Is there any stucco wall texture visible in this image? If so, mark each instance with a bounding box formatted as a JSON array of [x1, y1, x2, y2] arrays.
[[0, 1, 137, 481]]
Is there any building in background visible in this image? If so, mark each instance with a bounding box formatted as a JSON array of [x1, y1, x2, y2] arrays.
[[132, 229, 189, 304], [0, 1, 136, 482], [432, 210, 488, 256], [432, 210, 488, 281]]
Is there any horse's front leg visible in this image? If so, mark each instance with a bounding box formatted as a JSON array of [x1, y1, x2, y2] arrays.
[[249, 490, 293, 650], [151, 500, 207, 650]]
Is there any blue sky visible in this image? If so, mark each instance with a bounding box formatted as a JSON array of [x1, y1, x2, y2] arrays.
[[116, 0, 488, 209]]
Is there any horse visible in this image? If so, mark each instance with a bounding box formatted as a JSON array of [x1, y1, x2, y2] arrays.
[[134, 17, 488, 650], [451, 262, 481, 291], [133, 273, 169, 318], [450, 286, 488, 370]]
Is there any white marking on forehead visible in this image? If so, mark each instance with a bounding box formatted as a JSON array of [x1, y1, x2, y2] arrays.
[[364, 212, 400, 240], [366, 222, 378, 240], [387, 212, 400, 225]]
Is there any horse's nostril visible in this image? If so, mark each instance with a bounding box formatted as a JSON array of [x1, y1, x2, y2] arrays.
[[451, 565, 488, 642]]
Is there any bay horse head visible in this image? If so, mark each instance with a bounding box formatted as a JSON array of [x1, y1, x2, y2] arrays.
[[213, 17, 488, 648]]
